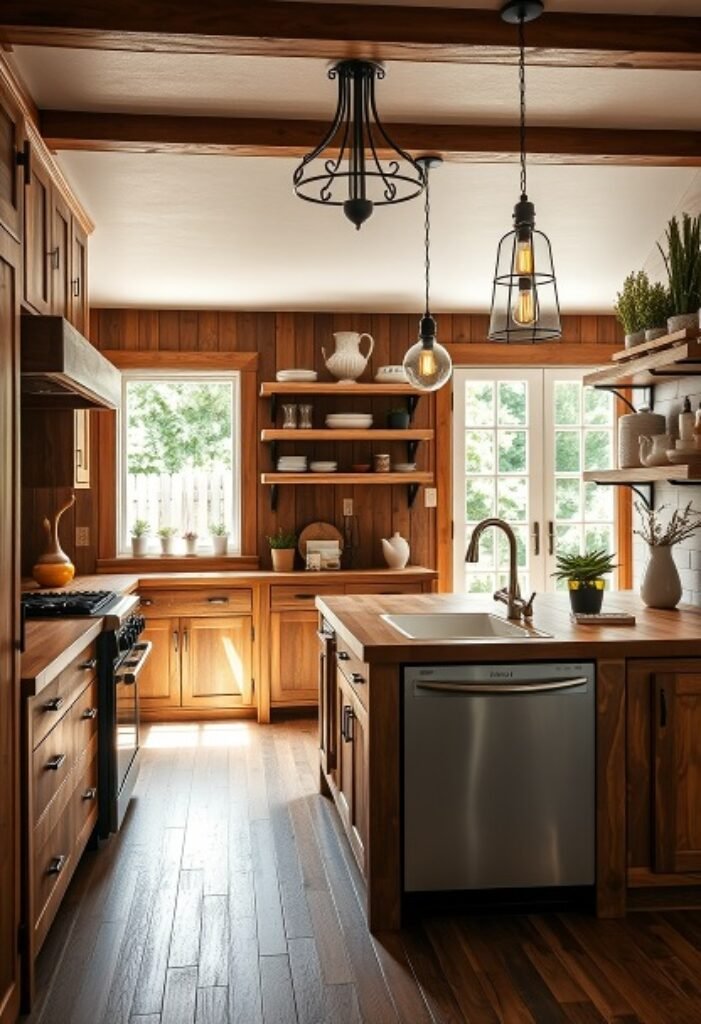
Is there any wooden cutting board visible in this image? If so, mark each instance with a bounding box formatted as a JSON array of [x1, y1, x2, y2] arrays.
[[298, 521, 344, 557]]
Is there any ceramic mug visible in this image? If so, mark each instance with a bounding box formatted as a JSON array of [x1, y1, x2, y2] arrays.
[[373, 453, 390, 473]]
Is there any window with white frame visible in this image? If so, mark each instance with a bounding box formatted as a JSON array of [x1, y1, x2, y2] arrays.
[[120, 373, 241, 554]]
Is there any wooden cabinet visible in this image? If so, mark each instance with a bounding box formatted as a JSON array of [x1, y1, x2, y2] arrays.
[[24, 156, 51, 314], [627, 658, 701, 880], [335, 671, 369, 874], [318, 625, 336, 779], [181, 615, 253, 709], [270, 610, 319, 705], [50, 189, 72, 319], [138, 617, 181, 710], [73, 409, 90, 488], [0, 87, 24, 241], [21, 408, 91, 489], [69, 218, 88, 334]]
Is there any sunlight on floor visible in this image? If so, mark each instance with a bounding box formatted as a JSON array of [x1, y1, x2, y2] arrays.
[[143, 722, 252, 749]]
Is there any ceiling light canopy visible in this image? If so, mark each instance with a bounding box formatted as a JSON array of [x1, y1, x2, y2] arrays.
[[292, 60, 427, 230], [488, 0, 562, 343]]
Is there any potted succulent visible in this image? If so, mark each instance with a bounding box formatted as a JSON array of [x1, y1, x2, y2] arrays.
[[657, 213, 701, 333], [553, 549, 618, 614], [614, 271, 647, 349], [130, 519, 150, 557], [158, 526, 178, 555], [267, 527, 297, 572], [640, 281, 672, 342], [183, 530, 198, 556], [386, 406, 411, 429], [210, 522, 229, 556], [635, 501, 701, 609]]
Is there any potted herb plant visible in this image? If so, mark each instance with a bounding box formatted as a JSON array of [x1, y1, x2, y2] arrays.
[[267, 527, 297, 572], [130, 519, 150, 557], [158, 526, 178, 555], [614, 271, 646, 349], [553, 549, 617, 614], [210, 522, 229, 556], [641, 281, 672, 341], [386, 406, 410, 429], [635, 501, 701, 609], [658, 213, 701, 333], [183, 530, 198, 556]]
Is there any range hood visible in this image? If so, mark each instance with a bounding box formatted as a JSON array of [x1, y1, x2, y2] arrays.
[[21, 316, 121, 410]]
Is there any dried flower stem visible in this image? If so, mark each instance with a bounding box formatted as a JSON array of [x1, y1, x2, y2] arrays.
[[634, 500, 701, 547]]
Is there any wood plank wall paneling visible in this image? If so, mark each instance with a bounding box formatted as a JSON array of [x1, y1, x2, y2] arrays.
[[21, 309, 620, 578]]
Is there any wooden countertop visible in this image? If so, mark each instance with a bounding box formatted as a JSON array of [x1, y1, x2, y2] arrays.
[[21, 618, 104, 696], [316, 591, 701, 663]]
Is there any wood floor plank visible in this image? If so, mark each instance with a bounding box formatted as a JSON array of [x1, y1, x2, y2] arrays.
[[259, 955, 299, 1024], [169, 870, 204, 969], [323, 984, 363, 1024], [372, 931, 436, 1024], [400, 925, 467, 1024], [195, 987, 228, 1024], [288, 937, 327, 1024], [198, 895, 229, 988], [251, 818, 287, 957], [161, 967, 198, 1024], [306, 890, 353, 986], [70, 917, 133, 1024], [423, 917, 501, 1024]]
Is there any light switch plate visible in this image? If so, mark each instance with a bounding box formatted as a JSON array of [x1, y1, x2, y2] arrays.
[[75, 527, 90, 547], [343, 498, 354, 517], [424, 488, 437, 508]]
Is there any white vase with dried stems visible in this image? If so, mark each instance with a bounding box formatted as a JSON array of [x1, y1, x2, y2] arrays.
[[634, 501, 701, 609]]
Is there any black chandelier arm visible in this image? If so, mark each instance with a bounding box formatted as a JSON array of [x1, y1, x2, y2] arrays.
[[292, 72, 348, 184], [320, 83, 352, 201], [364, 85, 400, 202], [367, 82, 426, 186]]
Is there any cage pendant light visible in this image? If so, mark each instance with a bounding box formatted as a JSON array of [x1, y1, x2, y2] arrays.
[[402, 156, 452, 392], [488, 0, 561, 343], [292, 60, 426, 230]]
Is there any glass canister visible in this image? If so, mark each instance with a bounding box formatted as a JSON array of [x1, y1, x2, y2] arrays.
[[281, 403, 298, 429], [298, 404, 313, 429]]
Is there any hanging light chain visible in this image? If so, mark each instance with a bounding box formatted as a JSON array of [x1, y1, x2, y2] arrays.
[[424, 166, 431, 314], [518, 13, 527, 200]]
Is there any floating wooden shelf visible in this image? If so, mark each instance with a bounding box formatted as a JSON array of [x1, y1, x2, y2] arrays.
[[611, 327, 699, 364], [583, 331, 701, 389], [260, 428, 434, 442], [584, 466, 701, 484], [261, 472, 433, 485], [260, 382, 420, 396]]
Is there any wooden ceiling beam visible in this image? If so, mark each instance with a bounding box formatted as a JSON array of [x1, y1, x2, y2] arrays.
[[2, 2, 701, 70], [39, 110, 701, 167]]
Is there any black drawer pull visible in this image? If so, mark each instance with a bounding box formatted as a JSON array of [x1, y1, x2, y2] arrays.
[[45, 753, 66, 771], [337, 651, 350, 661], [82, 787, 97, 801], [47, 855, 67, 875], [43, 696, 64, 712], [294, 593, 315, 599], [79, 658, 97, 670], [81, 707, 97, 720], [351, 672, 365, 685]]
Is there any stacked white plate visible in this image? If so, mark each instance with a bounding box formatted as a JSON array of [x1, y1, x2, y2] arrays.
[[276, 369, 317, 382], [325, 413, 373, 429], [277, 456, 308, 472], [310, 461, 338, 473]]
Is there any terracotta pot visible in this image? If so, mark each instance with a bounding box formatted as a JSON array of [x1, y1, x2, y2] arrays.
[[271, 547, 295, 572]]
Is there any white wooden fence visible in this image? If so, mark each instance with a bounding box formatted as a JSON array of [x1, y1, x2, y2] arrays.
[[127, 468, 233, 539]]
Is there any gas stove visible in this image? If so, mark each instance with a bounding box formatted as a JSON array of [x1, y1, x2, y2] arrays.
[[21, 589, 140, 628]]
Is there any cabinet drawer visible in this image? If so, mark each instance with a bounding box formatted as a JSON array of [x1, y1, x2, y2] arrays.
[[344, 582, 423, 595], [139, 588, 252, 617], [335, 642, 368, 710], [32, 714, 73, 824], [71, 678, 98, 763], [33, 804, 74, 934], [72, 749, 98, 853], [270, 583, 345, 610], [30, 640, 97, 750]]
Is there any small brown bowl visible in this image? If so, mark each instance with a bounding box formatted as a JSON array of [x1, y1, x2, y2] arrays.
[[351, 464, 371, 473]]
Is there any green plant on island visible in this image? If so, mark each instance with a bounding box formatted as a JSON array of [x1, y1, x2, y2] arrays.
[[130, 518, 150, 538], [267, 527, 297, 550], [552, 549, 618, 586], [658, 213, 701, 316]]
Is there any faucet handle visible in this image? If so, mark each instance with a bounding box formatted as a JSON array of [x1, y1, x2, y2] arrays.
[[522, 592, 536, 619]]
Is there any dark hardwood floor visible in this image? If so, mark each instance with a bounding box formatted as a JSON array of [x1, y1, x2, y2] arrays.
[[21, 717, 701, 1024]]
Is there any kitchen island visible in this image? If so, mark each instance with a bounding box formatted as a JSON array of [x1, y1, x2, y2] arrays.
[[316, 590, 701, 931]]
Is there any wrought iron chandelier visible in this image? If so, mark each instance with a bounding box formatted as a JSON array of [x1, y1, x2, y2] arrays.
[[292, 60, 426, 230], [402, 156, 452, 392], [488, 0, 562, 343]]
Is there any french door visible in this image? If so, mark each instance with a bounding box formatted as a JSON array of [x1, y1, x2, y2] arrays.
[[452, 367, 617, 594]]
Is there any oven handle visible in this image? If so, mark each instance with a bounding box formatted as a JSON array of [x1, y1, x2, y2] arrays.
[[116, 641, 153, 685], [414, 677, 589, 695]]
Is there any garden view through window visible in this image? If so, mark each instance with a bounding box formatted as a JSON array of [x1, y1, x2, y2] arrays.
[[121, 374, 240, 554]]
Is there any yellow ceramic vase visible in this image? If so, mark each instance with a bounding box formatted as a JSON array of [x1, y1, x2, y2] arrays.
[[32, 494, 76, 589]]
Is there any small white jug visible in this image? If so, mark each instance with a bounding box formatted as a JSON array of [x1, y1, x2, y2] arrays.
[[381, 532, 410, 569], [322, 331, 374, 382], [639, 433, 673, 467]]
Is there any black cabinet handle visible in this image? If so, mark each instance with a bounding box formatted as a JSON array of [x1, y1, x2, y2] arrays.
[[660, 687, 667, 728], [79, 658, 97, 670], [345, 707, 354, 742], [17, 138, 31, 185], [47, 854, 67, 875], [294, 593, 315, 600], [337, 651, 350, 661], [351, 672, 364, 685], [72, 276, 81, 298], [547, 521, 554, 556], [81, 707, 97, 720], [45, 753, 66, 771], [43, 696, 64, 712], [82, 788, 97, 801]]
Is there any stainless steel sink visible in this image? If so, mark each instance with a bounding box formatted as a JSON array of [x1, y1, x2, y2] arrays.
[[381, 612, 552, 640]]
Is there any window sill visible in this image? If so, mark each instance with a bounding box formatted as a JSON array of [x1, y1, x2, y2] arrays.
[[97, 555, 260, 573]]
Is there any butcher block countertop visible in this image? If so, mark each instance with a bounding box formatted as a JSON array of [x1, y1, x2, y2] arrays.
[[316, 591, 701, 663], [21, 618, 104, 695]]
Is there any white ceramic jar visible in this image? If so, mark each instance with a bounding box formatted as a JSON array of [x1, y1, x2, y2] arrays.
[[618, 407, 666, 468]]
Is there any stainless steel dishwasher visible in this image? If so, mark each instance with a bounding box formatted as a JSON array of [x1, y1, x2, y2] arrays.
[[403, 661, 595, 892]]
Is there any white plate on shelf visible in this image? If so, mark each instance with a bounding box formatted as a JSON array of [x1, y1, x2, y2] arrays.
[[666, 450, 701, 465], [276, 369, 317, 381]]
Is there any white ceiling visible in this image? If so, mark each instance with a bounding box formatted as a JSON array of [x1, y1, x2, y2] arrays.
[[10, 15, 701, 314]]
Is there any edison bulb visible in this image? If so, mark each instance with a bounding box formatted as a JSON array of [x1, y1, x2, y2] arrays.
[[513, 277, 536, 326], [514, 236, 534, 275], [403, 339, 452, 392]]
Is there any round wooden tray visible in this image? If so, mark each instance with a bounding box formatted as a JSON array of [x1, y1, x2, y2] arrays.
[[298, 521, 344, 557]]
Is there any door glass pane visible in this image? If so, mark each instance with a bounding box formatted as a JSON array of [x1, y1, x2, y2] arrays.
[[554, 381, 580, 426]]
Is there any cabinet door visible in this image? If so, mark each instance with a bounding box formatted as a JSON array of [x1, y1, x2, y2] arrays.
[[0, 88, 23, 240], [69, 218, 88, 334], [138, 618, 181, 709], [24, 157, 51, 314], [336, 675, 353, 831], [318, 625, 336, 776], [181, 616, 253, 709], [50, 190, 71, 318], [653, 671, 701, 873], [270, 610, 318, 705], [74, 410, 90, 488], [336, 675, 369, 874]]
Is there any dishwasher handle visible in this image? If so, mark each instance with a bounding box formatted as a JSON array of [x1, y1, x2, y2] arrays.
[[414, 677, 589, 695]]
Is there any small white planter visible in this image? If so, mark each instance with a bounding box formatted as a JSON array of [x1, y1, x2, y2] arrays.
[[667, 312, 699, 334], [131, 536, 149, 557], [160, 536, 177, 556], [211, 534, 228, 556], [624, 330, 645, 350], [644, 327, 667, 342], [640, 544, 682, 609], [184, 537, 198, 556]]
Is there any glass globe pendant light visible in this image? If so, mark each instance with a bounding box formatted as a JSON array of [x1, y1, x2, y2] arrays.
[[488, 0, 561, 343], [402, 156, 452, 392]]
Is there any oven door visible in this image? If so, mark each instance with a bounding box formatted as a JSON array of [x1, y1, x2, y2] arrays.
[[116, 641, 152, 812]]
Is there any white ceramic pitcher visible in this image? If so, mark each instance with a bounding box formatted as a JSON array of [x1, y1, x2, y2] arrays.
[[639, 433, 673, 467], [381, 532, 410, 569], [322, 331, 375, 382]]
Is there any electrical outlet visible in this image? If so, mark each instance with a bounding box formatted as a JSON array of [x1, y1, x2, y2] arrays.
[[424, 488, 437, 508], [75, 527, 90, 547], [343, 498, 354, 517]]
